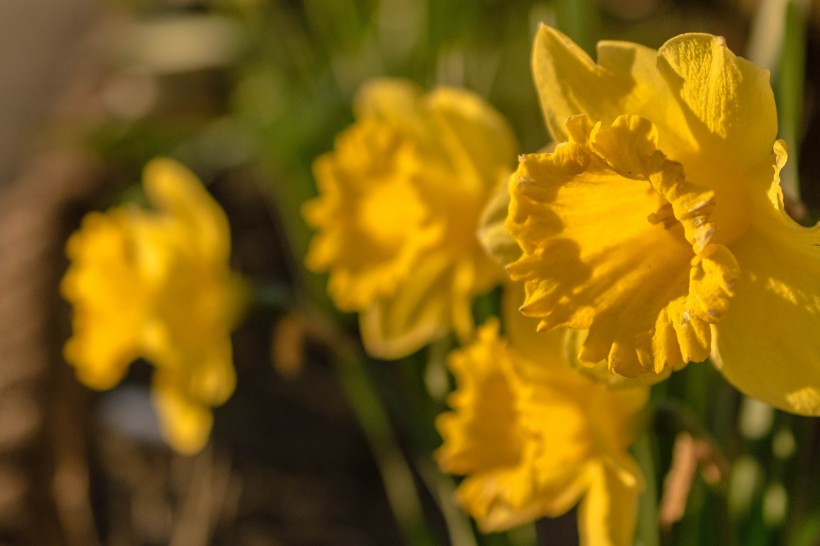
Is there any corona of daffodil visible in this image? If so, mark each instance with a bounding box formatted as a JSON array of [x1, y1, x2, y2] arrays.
[[435, 294, 648, 545], [505, 25, 820, 415], [303, 79, 516, 359], [61, 158, 247, 454]]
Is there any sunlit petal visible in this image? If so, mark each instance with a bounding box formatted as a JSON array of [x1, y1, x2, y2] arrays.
[[144, 158, 231, 262], [152, 371, 215, 455], [62, 211, 152, 389], [531, 25, 696, 155], [657, 33, 777, 171], [577, 461, 641, 546], [360, 253, 453, 359], [714, 143, 820, 416]]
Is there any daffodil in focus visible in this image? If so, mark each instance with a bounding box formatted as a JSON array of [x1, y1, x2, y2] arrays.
[[505, 25, 820, 415], [435, 301, 648, 544], [303, 79, 516, 359], [61, 158, 248, 454]]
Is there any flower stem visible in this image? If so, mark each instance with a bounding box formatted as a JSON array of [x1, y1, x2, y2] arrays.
[[334, 355, 439, 545], [777, 0, 808, 203], [634, 432, 660, 546], [553, 0, 599, 54], [748, 0, 808, 203], [249, 280, 293, 314]]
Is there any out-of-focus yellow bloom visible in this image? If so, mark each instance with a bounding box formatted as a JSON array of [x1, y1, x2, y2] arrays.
[[435, 293, 648, 544], [303, 79, 516, 359], [61, 158, 247, 454], [504, 25, 820, 415]]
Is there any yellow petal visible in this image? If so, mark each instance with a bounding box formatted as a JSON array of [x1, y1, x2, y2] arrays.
[[502, 280, 655, 387], [531, 25, 695, 155], [563, 329, 672, 388], [359, 252, 455, 359], [577, 461, 641, 546], [477, 179, 522, 267], [354, 78, 428, 138], [520, 341, 649, 477], [657, 33, 777, 171], [713, 149, 820, 415], [424, 87, 513, 289], [502, 282, 566, 370], [458, 456, 593, 533], [152, 372, 214, 455], [506, 115, 737, 376], [435, 319, 525, 474], [427, 87, 517, 196], [143, 158, 231, 262], [505, 280, 664, 388], [434, 319, 551, 531], [455, 466, 544, 532], [61, 211, 153, 389], [145, 330, 237, 404]]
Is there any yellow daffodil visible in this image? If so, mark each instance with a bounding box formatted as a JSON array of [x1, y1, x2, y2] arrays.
[[303, 79, 516, 359], [61, 158, 248, 454], [505, 25, 820, 415], [435, 300, 648, 544]]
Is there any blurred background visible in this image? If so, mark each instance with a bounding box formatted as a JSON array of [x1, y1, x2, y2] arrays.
[[2, 0, 820, 545]]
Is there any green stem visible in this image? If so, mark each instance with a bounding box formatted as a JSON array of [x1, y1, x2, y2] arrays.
[[249, 280, 293, 314], [634, 432, 660, 546], [746, 0, 807, 203], [415, 457, 480, 546], [553, 0, 599, 54], [334, 354, 438, 545], [777, 0, 808, 202]]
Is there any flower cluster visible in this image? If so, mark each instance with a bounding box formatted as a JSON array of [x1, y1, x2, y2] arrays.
[[302, 23, 820, 544], [60, 17, 820, 545], [62, 159, 247, 454]]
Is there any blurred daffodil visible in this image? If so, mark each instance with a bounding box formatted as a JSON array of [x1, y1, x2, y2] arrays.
[[435, 294, 647, 544], [62, 158, 248, 454], [504, 25, 820, 415], [303, 79, 516, 359]]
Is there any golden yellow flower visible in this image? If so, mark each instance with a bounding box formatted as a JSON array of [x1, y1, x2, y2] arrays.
[[435, 299, 648, 543], [505, 25, 820, 415], [303, 79, 516, 359], [61, 158, 247, 454]]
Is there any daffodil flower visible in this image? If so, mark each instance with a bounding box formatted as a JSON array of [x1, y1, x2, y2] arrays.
[[505, 25, 820, 415], [303, 79, 516, 359], [435, 288, 647, 544], [61, 158, 248, 453]]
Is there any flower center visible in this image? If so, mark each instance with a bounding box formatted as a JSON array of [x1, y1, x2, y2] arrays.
[[506, 114, 740, 378], [358, 176, 429, 248], [588, 115, 716, 253]]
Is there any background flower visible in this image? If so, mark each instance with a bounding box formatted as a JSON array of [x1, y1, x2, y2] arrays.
[[304, 78, 516, 359], [62, 158, 247, 453], [436, 295, 648, 543]]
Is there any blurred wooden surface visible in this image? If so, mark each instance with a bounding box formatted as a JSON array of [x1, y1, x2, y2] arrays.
[[0, 0, 96, 186]]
